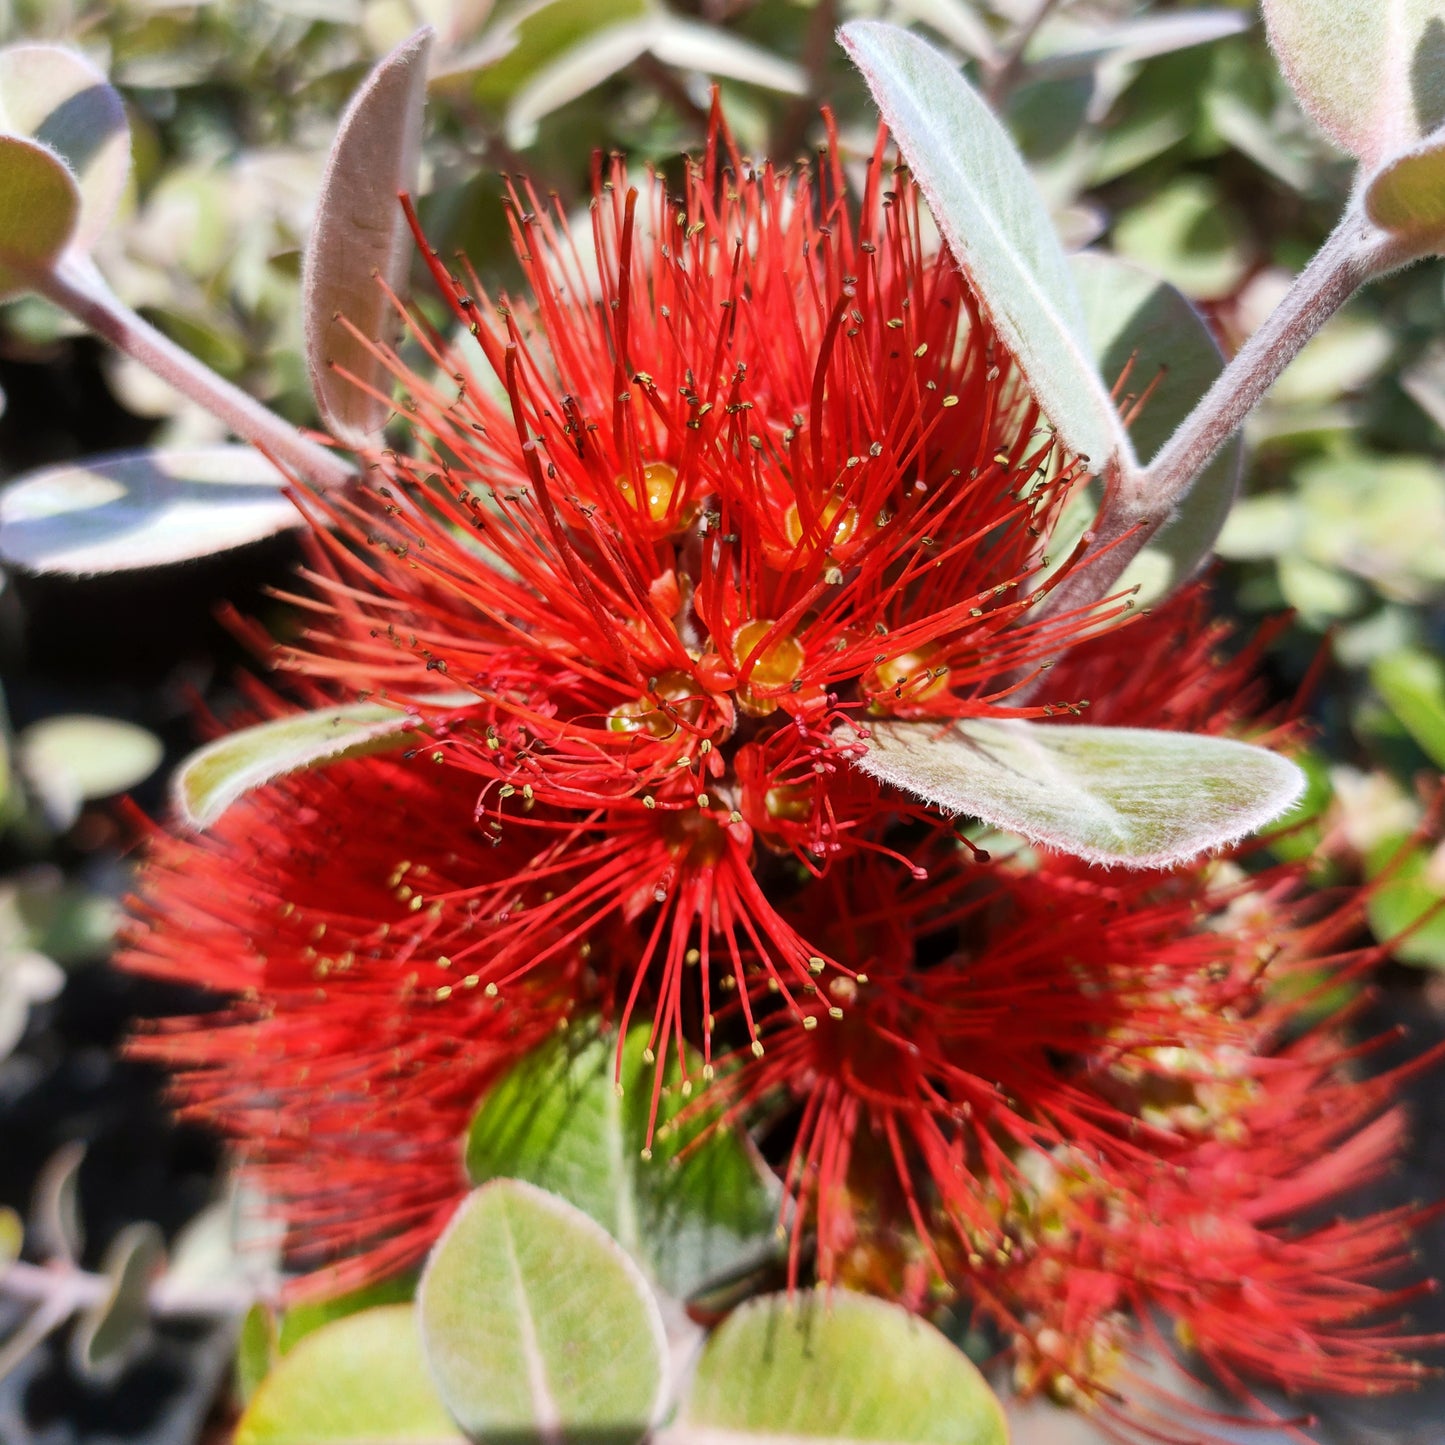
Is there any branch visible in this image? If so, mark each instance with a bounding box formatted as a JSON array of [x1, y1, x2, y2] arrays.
[[35, 257, 355, 493]]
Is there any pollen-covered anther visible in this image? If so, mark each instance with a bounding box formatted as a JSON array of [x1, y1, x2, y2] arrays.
[[863, 641, 951, 710], [607, 669, 707, 738]]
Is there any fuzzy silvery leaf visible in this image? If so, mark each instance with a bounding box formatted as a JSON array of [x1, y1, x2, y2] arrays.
[[419, 1181, 668, 1442], [839, 20, 1135, 478], [0, 44, 129, 298], [173, 704, 430, 829], [303, 27, 432, 446], [235, 1305, 464, 1445], [70, 1222, 164, 1385], [1263, 0, 1445, 166], [0, 46, 130, 255], [1027, 10, 1250, 80], [1071, 252, 1241, 605], [0, 946, 63, 1062], [17, 714, 163, 831], [666, 1292, 1006, 1445], [0, 446, 299, 574], [846, 717, 1305, 868], [466, 1024, 781, 1299], [506, 12, 804, 147]]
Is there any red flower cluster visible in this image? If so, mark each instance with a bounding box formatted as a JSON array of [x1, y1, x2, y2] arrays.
[[122, 118, 1439, 1432]]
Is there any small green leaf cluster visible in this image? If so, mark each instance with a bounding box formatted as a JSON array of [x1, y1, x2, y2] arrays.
[[236, 1026, 1008, 1445]]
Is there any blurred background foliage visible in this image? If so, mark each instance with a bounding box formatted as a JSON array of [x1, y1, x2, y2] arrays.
[[0, 0, 1440, 1438]]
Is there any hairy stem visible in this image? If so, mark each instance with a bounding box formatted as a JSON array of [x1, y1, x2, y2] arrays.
[[1137, 211, 1411, 511], [36, 258, 354, 492], [2, 1258, 260, 1321], [1042, 206, 1417, 623]]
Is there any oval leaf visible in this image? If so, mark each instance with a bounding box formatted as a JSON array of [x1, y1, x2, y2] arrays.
[[0, 44, 130, 258], [1371, 647, 1445, 767], [1029, 10, 1250, 80], [17, 714, 162, 801], [303, 27, 433, 446], [1263, 0, 1445, 165], [236, 1305, 464, 1445], [0, 1206, 22, 1269], [648, 17, 806, 95], [1366, 131, 1445, 238], [1071, 252, 1241, 604], [0, 446, 301, 574], [839, 20, 1132, 476], [506, 18, 655, 147], [846, 717, 1306, 868], [466, 1023, 781, 1299], [418, 1180, 668, 1442], [0, 134, 78, 298], [1366, 833, 1445, 968], [17, 714, 163, 831], [173, 704, 428, 829], [70, 1221, 164, 1384], [672, 1291, 1007, 1444]]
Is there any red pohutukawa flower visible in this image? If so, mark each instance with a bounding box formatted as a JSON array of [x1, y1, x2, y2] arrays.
[[121, 115, 1440, 1428]]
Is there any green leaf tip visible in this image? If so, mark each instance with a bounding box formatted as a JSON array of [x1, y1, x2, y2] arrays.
[[172, 704, 430, 829]]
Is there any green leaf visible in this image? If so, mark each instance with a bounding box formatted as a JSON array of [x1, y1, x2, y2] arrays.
[[278, 1273, 417, 1354], [0, 1206, 22, 1269], [16, 715, 163, 830], [672, 1291, 1007, 1444], [1366, 131, 1445, 238], [235, 1305, 465, 1444], [172, 704, 428, 829], [1110, 176, 1252, 300], [1028, 11, 1250, 79], [451, 0, 650, 104], [0, 445, 300, 574], [0, 134, 79, 299], [839, 21, 1133, 476], [466, 1024, 780, 1299], [505, 14, 804, 148], [0, 44, 130, 259], [70, 1222, 164, 1384], [1366, 834, 1445, 968], [1071, 252, 1240, 605], [418, 1180, 668, 1443], [1371, 648, 1445, 768], [1262, 0, 1445, 165], [845, 717, 1305, 868], [236, 1304, 277, 1406], [304, 28, 432, 446]]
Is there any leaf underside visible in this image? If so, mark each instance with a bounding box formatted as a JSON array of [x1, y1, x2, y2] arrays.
[[847, 717, 1306, 868]]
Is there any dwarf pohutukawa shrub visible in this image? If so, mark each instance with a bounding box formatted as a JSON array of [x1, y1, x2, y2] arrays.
[[120, 114, 1441, 1442], [4, 7, 1445, 1443]]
